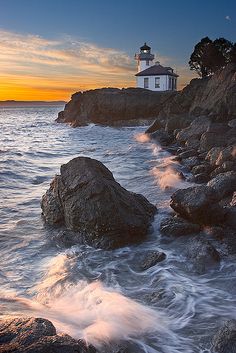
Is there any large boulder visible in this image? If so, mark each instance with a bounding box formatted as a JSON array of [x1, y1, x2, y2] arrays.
[[41, 157, 156, 249], [170, 185, 225, 225], [176, 116, 211, 143], [0, 317, 95, 353], [212, 320, 236, 353], [160, 216, 200, 236]]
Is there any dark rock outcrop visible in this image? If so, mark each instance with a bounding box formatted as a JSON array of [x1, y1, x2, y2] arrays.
[[185, 236, 220, 274], [140, 250, 166, 270], [0, 317, 96, 353], [170, 186, 225, 225], [41, 157, 156, 249], [212, 320, 236, 353], [160, 216, 200, 236], [207, 171, 236, 200], [56, 88, 176, 127]]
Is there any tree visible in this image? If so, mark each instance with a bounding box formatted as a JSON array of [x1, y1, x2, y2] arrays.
[[189, 37, 212, 77], [189, 37, 235, 77]]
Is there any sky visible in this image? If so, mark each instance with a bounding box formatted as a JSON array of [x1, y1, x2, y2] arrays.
[[0, 0, 235, 101]]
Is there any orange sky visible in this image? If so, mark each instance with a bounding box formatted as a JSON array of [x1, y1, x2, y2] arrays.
[[0, 30, 196, 101]]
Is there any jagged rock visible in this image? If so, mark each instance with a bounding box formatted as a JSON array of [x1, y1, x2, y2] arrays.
[[160, 216, 200, 236], [185, 138, 200, 150], [150, 128, 173, 145], [176, 116, 211, 143], [212, 320, 236, 353], [210, 161, 236, 178], [207, 171, 236, 200], [228, 119, 236, 128], [170, 185, 225, 225], [0, 317, 96, 353], [215, 146, 235, 166], [185, 236, 220, 274], [140, 250, 166, 270], [225, 207, 236, 229], [145, 116, 164, 133], [41, 157, 156, 249]]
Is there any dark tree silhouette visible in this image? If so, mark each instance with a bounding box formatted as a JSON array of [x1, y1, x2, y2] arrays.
[[189, 37, 235, 77]]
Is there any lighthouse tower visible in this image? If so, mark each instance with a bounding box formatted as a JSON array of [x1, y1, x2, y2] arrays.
[[135, 42, 154, 72]]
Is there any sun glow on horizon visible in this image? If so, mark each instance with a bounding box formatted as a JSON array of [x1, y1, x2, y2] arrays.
[[0, 29, 195, 101]]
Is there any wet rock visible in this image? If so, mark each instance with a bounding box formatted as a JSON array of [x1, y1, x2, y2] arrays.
[[188, 173, 210, 184], [228, 119, 236, 128], [41, 157, 156, 249], [160, 216, 200, 236], [182, 156, 200, 169], [0, 317, 96, 353], [140, 250, 166, 270], [178, 149, 198, 159], [186, 236, 220, 274], [185, 138, 200, 150], [212, 320, 236, 353], [150, 128, 173, 145], [207, 171, 236, 201], [145, 116, 164, 133], [170, 186, 225, 225]]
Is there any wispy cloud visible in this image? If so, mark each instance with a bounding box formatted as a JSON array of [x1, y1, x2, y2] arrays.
[[225, 15, 231, 21], [0, 29, 194, 100]]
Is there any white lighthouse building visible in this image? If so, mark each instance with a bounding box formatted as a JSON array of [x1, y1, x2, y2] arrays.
[[135, 43, 178, 91]]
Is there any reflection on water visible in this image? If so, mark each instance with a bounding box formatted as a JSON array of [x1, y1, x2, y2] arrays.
[[0, 107, 236, 352]]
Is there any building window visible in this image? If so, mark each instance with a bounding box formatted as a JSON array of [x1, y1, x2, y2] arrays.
[[155, 77, 160, 88], [146, 60, 149, 66], [144, 77, 149, 88]]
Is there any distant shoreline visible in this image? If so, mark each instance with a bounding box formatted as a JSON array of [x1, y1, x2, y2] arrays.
[[0, 100, 66, 107]]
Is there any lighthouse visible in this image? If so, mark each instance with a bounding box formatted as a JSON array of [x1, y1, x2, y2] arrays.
[[135, 43, 178, 91]]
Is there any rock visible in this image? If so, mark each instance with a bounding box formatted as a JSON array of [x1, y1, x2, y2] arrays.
[[228, 119, 236, 128], [164, 115, 191, 133], [231, 192, 236, 206], [41, 157, 156, 249], [160, 216, 200, 236], [185, 138, 200, 150], [176, 116, 211, 143], [210, 161, 236, 178], [215, 146, 235, 166], [182, 156, 200, 169], [189, 173, 210, 184], [170, 185, 225, 225], [57, 88, 176, 126], [212, 320, 236, 353], [206, 123, 230, 134], [140, 250, 166, 270], [178, 149, 198, 159], [199, 131, 227, 152], [0, 317, 95, 353], [225, 207, 236, 229], [205, 147, 224, 166], [191, 163, 212, 175], [150, 128, 173, 145], [207, 171, 236, 200], [186, 236, 220, 274], [145, 116, 164, 133]]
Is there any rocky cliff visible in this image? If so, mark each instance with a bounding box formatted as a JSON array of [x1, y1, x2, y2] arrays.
[[56, 88, 176, 127], [57, 64, 236, 128]]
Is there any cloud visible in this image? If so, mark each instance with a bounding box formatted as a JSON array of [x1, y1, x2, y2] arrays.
[[225, 15, 231, 21], [0, 29, 193, 100]]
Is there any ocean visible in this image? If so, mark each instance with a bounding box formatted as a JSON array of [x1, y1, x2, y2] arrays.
[[0, 106, 236, 353]]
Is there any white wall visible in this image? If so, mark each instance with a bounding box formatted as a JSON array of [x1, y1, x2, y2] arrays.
[[138, 59, 154, 72], [136, 75, 177, 91]]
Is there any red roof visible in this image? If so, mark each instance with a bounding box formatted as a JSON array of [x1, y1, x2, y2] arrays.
[[136, 64, 179, 77]]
